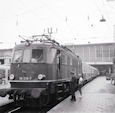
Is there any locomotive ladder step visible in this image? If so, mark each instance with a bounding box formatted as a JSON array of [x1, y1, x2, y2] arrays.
[[57, 97, 63, 101], [56, 89, 64, 100], [56, 83, 64, 101], [57, 83, 63, 87], [57, 90, 63, 93]]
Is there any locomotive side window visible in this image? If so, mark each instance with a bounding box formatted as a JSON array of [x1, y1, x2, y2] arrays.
[[31, 49, 43, 63], [13, 50, 23, 63], [61, 54, 67, 65], [70, 57, 72, 65], [47, 48, 57, 63]]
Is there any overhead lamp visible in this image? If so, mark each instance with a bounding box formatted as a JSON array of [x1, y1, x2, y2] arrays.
[[100, 16, 106, 22]]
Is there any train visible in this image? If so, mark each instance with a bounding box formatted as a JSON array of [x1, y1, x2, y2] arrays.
[[82, 62, 99, 83], [0, 34, 99, 107]]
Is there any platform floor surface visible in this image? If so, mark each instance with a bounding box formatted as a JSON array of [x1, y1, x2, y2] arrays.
[[48, 76, 115, 113]]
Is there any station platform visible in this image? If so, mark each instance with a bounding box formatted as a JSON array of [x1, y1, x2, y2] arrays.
[[48, 76, 115, 113]]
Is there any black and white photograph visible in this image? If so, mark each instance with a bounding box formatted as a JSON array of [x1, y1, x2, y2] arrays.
[[0, 0, 115, 113]]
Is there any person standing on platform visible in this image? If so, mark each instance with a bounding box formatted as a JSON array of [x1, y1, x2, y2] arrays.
[[70, 73, 78, 101], [78, 74, 83, 97]]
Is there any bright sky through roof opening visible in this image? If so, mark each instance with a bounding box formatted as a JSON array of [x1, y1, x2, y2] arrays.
[[0, 0, 115, 48]]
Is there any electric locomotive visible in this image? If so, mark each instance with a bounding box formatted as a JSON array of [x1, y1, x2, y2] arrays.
[[6, 34, 82, 106]]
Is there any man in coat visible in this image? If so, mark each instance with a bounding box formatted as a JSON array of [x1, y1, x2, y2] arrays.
[[70, 73, 78, 101]]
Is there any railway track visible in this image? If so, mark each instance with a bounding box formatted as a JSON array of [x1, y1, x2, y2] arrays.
[[0, 98, 61, 113], [7, 107, 47, 113], [7, 107, 21, 113], [0, 102, 16, 113], [3, 93, 69, 113]]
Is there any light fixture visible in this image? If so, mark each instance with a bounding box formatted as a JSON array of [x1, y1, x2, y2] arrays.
[[100, 15, 106, 22], [38, 74, 46, 80], [9, 74, 15, 80]]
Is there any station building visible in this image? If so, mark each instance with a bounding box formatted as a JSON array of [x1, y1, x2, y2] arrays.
[[67, 42, 115, 75], [0, 49, 12, 84], [0, 49, 12, 65]]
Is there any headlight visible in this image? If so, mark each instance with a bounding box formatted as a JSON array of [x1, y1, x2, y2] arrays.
[[38, 74, 46, 80], [9, 74, 15, 80]]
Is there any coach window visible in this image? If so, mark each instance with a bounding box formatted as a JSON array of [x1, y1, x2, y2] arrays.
[[31, 49, 43, 63]]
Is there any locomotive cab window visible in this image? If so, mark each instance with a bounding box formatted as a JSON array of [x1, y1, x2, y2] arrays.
[[13, 50, 23, 63], [31, 49, 43, 63]]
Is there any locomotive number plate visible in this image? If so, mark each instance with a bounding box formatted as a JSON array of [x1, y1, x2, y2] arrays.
[[19, 77, 32, 80]]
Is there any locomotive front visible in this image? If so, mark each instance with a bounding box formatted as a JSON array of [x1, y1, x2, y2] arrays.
[[8, 43, 58, 106]]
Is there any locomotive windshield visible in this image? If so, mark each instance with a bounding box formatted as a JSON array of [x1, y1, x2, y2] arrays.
[[12, 49, 43, 63], [31, 49, 43, 63], [13, 50, 23, 63]]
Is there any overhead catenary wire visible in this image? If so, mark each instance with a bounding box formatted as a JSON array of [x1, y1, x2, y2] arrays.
[[16, 0, 78, 43], [0, 0, 114, 45]]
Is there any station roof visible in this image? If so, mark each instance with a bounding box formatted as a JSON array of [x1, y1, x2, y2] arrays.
[[66, 42, 115, 47]]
